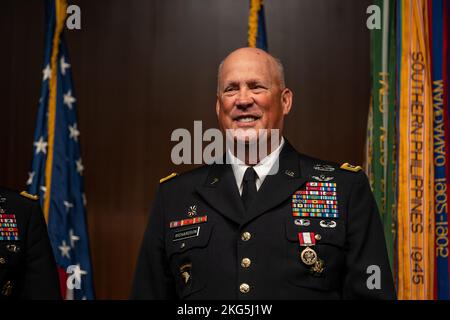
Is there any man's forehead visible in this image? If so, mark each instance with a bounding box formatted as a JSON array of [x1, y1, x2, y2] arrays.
[[221, 57, 273, 81]]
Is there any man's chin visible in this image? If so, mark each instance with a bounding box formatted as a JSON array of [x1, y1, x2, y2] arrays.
[[231, 128, 259, 145]]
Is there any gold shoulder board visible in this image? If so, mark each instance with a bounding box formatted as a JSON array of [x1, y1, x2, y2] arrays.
[[159, 172, 178, 184], [20, 191, 39, 200], [340, 163, 362, 172]]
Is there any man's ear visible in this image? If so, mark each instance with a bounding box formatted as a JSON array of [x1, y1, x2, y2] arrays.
[[281, 88, 293, 115], [215, 97, 221, 117]]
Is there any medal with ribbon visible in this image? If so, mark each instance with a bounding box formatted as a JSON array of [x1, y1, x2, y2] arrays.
[[298, 232, 324, 275]]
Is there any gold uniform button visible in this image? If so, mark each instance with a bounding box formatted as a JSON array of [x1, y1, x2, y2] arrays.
[[239, 283, 250, 294], [0, 257, 6, 265], [241, 232, 251, 242], [315, 234, 322, 241], [241, 258, 251, 268]]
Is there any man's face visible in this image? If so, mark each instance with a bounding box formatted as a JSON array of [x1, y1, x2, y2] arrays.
[[216, 49, 292, 143]]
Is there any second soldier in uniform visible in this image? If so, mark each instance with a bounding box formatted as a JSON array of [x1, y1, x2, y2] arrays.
[[0, 187, 60, 299]]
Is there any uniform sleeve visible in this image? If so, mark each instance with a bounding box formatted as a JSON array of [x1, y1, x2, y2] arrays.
[[342, 171, 397, 299], [21, 201, 61, 299], [130, 187, 176, 299]]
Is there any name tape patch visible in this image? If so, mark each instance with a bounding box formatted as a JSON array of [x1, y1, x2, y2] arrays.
[[173, 226, 200, 242]]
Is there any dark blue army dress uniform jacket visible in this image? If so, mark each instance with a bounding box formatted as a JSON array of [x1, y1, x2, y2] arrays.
[[0, 187, 60, 299], [131, 141, 396, 299]]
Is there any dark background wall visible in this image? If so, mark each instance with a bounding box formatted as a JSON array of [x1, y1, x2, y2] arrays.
[[0, 0, 371, 299]]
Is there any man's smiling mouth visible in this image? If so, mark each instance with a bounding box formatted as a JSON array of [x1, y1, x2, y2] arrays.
[[233, 115, 262, 123]]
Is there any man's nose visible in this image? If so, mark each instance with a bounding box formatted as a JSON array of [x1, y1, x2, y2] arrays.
[[235, 88, 253, 109]]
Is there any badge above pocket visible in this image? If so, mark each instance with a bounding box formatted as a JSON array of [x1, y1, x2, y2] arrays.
[[285, 217, 344, 248]]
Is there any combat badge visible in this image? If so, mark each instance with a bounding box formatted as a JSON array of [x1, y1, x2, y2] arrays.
[[6, 244, 20, 253], [320, 220, 337, 228], [294, 219, 310, 226], [313, 164, 335, 172], [311, 174, 334, 182]]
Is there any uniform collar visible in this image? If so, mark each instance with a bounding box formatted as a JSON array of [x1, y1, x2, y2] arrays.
[[197, 139, 307, 226], [227, 137, 285, 192]]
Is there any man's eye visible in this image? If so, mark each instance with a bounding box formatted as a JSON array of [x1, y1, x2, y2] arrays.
[[224, 87, 237, 92], [252, 85, 265, 90]]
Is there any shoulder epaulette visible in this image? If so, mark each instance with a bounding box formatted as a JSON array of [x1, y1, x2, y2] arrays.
[[340, 163, 363, 172], [159, 172, 178, 184], [20, 191, 39, 201]]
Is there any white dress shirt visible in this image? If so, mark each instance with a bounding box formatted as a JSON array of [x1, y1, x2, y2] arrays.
[[227, 137, 285, 195]]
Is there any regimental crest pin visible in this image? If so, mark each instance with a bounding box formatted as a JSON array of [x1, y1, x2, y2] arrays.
[[285, 170, 295, 177], [187, 205, 197, 217]]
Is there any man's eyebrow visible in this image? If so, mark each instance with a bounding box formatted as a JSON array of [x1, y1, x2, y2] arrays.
[[223, 79, 266, 87], [223, 81, 239, 88], [246, 79, 265, 85]]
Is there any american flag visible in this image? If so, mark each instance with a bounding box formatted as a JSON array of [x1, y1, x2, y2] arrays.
[[27, 0, 94, 300]]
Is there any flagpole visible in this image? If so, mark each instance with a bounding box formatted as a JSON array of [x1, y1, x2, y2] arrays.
[[44, 0, 67, 222]]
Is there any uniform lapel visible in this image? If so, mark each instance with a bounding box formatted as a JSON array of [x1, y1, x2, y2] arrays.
[[196, 162, 245, 225], [242, 141, 307, 226]]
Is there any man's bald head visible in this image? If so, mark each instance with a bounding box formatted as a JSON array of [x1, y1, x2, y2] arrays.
[[217, 48, 286, 93], [215, 47, 293, 149]]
